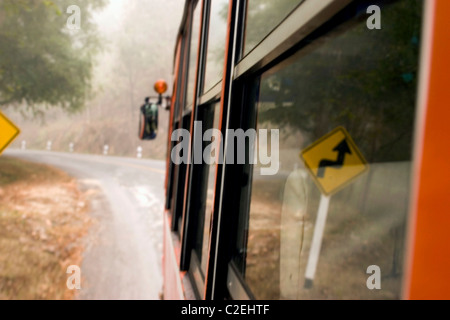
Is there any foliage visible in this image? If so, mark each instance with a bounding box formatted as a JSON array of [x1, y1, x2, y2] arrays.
[[0, 0, 107, 115], [256, 0, 423, 162], [245, 0, 303, 54]]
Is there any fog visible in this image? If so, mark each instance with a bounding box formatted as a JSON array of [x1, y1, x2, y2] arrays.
[[4, 0, 184, 159]]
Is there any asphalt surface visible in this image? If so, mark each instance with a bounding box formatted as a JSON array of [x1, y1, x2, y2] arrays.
[[5, 149, 166, 300]]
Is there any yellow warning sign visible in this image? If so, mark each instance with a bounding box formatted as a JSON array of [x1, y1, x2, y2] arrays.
[[0, 111, 20, 155], [300, 127, 368, 196]]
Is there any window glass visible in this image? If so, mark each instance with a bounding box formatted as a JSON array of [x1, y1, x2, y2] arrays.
[[203, 0, 229, 93], [172, 114, 192, 233], [193, 103, 221, 275], [244, 0, 304, 56], [237, 0, 423, 299], [186, 4, 202, 109]]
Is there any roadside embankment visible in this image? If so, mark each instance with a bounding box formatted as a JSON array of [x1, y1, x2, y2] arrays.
[[0, 156, 91, 300]]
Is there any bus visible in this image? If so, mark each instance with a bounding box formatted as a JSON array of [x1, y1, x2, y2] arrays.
[[156, 0, 450, 300]]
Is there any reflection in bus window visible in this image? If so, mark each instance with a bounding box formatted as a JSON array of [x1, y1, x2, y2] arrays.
[[244, 0, 304, 56], [186, 4, 201, 109], [193, 103, 221, 276], [240, 0, 423, 299], [203, 0, 229, 94]]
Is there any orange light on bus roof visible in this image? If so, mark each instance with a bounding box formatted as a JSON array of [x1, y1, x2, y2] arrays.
[[154, 79, 168, 95]]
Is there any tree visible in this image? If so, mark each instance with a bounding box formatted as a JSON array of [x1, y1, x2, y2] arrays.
[[255, 0, 423, 163], [245, 0, 302, 54], [113, 0, 180, 121], [0, 0, 107, 115]]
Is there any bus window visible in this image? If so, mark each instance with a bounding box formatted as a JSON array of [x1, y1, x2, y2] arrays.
[[203, 0, 229, 94], [171, 113, 192, 232], [190, 103, 221, 287], [244, 0, 305, 56], [186, 2, 202, 109], [235, 0, 423, 299]]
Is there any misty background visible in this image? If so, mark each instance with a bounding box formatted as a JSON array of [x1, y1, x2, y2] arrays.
[[3, 0, 183, 159]]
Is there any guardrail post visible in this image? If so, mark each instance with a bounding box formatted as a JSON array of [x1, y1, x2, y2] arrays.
[[103, 145, 109, 156]]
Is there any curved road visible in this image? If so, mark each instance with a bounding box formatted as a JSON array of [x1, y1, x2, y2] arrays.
[[5, 149, 165, 300]]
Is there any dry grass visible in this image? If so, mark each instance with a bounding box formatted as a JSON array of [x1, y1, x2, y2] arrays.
[[0, 156, 91, 300]]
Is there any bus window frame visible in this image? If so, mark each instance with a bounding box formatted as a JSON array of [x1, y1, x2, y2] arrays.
[[234, 0, 352, 80], [204, 0, 247, 300], [165, 38, 183, 211], [171, 112, 193, 233], [184, 87, 225, 297], [184, 0, 204, 111], [199, 79, 222, 105], [181, 101, 222, 296], [178, 0, 219, 299], [169, 0, 203, 234], [167, 2, 193, 222]]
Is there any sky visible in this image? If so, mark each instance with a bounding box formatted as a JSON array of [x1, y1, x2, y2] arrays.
[[93, 0, 126, 34]]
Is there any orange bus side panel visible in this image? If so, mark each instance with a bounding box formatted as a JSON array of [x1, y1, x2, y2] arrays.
[[163, 211, 185, 300], [407, 0, 450, 300]]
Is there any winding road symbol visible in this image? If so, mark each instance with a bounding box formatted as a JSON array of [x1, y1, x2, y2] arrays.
[[300, 127, 369, 196], [317, 139, 352, 178]]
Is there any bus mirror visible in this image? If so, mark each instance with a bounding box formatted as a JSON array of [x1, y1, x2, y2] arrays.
[[139, 99, 159, 140], [137, 80, 169, 140]]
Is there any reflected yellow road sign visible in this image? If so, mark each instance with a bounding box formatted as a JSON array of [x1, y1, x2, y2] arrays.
[[300, 127, 368, 196], [0, 111, 20, 155]]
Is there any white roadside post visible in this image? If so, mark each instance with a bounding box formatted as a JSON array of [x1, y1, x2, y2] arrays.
[[69, 142, 74, 153], [103, 144, 109, 156], [304, 194, 331, 288], [137, 146, 143, 159], [46, 141, 52, 151], [21, 140, 26, 150]]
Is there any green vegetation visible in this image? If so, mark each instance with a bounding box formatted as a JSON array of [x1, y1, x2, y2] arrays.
[[256, 0, 423, 163], [6, 0, 182, 159], [0, 0, 107, 115]]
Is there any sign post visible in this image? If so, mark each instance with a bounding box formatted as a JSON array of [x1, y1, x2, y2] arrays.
[[300, 127, 369, 287]]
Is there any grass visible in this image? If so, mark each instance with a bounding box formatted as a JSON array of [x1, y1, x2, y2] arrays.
[[0, 156, 91, 300]]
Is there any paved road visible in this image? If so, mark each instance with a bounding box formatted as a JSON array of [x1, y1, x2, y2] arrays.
[[5, 149, 166, 300]]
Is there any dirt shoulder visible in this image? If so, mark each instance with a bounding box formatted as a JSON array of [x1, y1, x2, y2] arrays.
[[0, 156, 91, 300]]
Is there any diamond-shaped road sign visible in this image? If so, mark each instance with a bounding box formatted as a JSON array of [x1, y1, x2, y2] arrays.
[[300, 127, 369, 196], [0, 111, 20, 155]]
